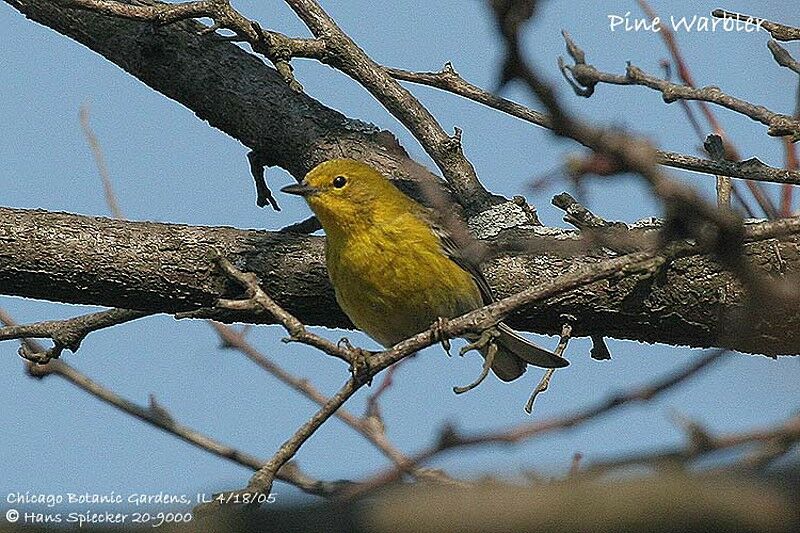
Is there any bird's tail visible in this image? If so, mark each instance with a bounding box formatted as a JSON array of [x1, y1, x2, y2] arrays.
[[483, 323, 569, 382]]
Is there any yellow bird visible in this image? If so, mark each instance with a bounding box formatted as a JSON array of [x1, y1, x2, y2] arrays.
[[281, 159, 568, 381]]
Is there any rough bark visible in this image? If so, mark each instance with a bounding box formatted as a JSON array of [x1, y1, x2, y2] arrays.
[[2, 207, 798, 356], [4, 1, 800, 357]]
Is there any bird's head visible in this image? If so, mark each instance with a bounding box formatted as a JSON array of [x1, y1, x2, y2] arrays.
[[281, 159, 409, 235]]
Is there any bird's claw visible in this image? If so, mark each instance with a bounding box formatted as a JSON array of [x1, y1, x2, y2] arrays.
[[340, 337, 374, 386], [433, 317, 452, 356], [453, 341, 497, 395], [458, 328, 500, 357], [338, 337, 355, 351]]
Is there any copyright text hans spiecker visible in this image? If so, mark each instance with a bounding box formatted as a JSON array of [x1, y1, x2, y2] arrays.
[[608, 11, 765, 33], [4, 490, 266, 528]]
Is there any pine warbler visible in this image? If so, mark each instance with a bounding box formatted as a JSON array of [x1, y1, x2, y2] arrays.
[[281, 159, 568, 381]]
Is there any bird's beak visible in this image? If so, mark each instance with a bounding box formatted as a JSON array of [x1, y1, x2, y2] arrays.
[[280, 182, 317, 197]]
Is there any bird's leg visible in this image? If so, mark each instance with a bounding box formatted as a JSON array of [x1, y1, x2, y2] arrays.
[[453, 340, 497, 394], [338, 337, 374, 386], [433, 316, 452, 356], [458, 327, 500, 357]]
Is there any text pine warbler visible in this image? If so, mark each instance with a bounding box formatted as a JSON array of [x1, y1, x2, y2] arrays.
[[281, 160, 568, 381]]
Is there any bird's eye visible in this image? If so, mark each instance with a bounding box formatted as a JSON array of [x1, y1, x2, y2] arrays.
[[332, 175, 347, 188]]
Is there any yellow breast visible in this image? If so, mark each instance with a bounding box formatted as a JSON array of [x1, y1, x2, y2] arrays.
[[326, 212, 483, 348]]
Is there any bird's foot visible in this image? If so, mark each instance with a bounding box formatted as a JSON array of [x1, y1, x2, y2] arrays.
[[339, 337, 374, 386], [433, 317, 452, 356], [458, 327, 500, 357], [453, 340, 497, 395]]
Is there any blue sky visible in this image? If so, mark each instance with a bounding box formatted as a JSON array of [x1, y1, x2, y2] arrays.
[[1, 0, 797, 512]]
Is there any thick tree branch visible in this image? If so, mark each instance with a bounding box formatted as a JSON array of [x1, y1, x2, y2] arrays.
[[4, 0, 463, 213], [2, 206, 799, 356], [11, 0, 796, 217], [40, 0, 495, 212]]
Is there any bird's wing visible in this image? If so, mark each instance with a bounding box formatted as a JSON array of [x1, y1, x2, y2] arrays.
[[426, 214, 570, 371], [428, 222, 495, 305]]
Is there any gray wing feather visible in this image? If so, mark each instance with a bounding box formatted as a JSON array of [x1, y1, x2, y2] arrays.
[[429, 220, 569, 372]]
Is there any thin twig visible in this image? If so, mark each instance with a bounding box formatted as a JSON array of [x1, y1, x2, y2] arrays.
[[0, 308, 149, 363], [389, 63, 800, 187], [704, 134, 731, 209], [0, 308, 347, 497], [525, 323, 572, 413], [213, 254, 353, 364], [711, 9, 800, 42], [783, 137, 799, 217], [498, 16, 770, 297], [196, 377, 362, 514], [518, 19, 790, 283], [363, 357, 408, 424], [581, 412, 800, 475], [79, 103, 123, 218], [768, 40, 800, 75], [344, 349, 727, 498], [210, 322, 451, 485], [387, 62, 550, 129], [636, 0, 779, 218], [560, 44, 800, 140], [781, 84, 800, 216]]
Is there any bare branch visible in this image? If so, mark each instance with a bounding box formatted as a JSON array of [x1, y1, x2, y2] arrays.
[[783, 136, 800, 217], [389, 63, 800, 186], [346, 349, 727, 498], [54, 0, 493, 210], [388, 62, 551, 129], [0, 308, 149, 364], [560, 41, 800, 139], [201, 240, 677, 508], [196, 376, 361, 514], [212, 254, 353, 364], [704, 134, 731, 209], [210, 322, 452, 486], [5, 0, 462, 216], [635, 0, 779, 218], [582, 412, 800, 475], [79, 103, 123, 218], [3, 206, 800, 355], [58, 0, 325, 91], [281, 0, 493, 209], [768, 40, 800, 75], [55, 0, 215, 24], [525, 323, 572, 413], [711, 9, 800, 42], [0, 308, 348, 497]]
